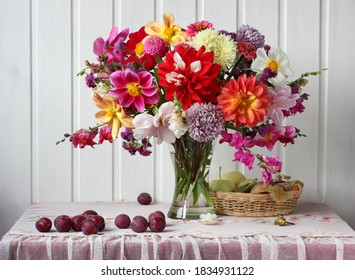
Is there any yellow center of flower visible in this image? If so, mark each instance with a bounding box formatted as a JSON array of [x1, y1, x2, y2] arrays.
[[135, 42, 145, 56], [266, 60, 279, 72], [264, 133, 273, 141], [127, 82, 142, 97], [237, 92, 256, 113], [107, 109, 115, 119], [163, 27, 174, 38]]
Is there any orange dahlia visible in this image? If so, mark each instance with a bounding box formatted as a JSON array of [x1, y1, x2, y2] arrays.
[[217, 74, 271, 127]]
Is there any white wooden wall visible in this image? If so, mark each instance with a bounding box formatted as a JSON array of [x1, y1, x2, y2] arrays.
[[1, 0, 355, 237]]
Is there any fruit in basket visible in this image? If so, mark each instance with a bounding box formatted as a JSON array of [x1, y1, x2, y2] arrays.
[[235, 179, 258, 193], [114, 214, 131, 229], [54, 215, 72, 232], [209, 179, 236, 192], [221, 171, 246, 187], [130, 216, 149, 233], [137, 192, 152, 205], [81, 219, 99, 235], [71, 215, 86, 231], [35, 217, 52, 232]]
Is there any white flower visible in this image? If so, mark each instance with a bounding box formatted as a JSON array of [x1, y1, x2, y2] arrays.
[[251, 48, 294, 86], [199, 213, 219, 225], [133, 102, 176, 144], [169, 111, 187, 138]]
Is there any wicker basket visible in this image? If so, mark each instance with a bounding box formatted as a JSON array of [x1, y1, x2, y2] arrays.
[[210, 184, 303, 217]]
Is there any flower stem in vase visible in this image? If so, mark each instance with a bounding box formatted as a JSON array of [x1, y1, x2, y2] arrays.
[[167, 133, 215, 219]]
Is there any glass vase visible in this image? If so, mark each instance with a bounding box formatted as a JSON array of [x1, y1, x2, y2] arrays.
[[167, 133, 215, 219]]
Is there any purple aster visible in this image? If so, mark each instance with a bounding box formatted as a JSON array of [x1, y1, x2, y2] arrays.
[[235, 24, 265, 48], [186, 103, 225, 142]]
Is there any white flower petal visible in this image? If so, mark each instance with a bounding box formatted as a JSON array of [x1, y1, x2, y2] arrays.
[[190, 60, 201, 73]]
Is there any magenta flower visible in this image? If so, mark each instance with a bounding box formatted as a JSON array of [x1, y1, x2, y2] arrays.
[[70, 129, 98, 149], [251, 124, 284, 151], [109, 70, 158, 112], [219, 130, 233, 144], [279, 125, 297, 145], [261, 166, 273, 184], [143, 35, 166, 56], [259, 155, 282, 184], [234, 150, 255, 170], [186, 20, 213, 37], [93, 27, 129, 56]]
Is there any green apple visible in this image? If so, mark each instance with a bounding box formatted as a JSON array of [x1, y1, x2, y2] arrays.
[[209, 179, 236, 192], [221, 171, 246, 187]]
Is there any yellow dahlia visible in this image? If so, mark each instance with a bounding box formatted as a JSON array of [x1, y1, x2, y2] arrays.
[[192, 29, 237, 70], [144, 12, 186, 47]]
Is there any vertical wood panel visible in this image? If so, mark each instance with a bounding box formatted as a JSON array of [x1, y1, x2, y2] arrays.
[[242, 0, 281, 180], [326, 0, 355, 229], [200, 0, 237, 30], [32, 0, 73, 202], [0, 0, 32, 237], [114, 0, 157, 202], [72, 0, 114, 201], [284, 0, 320, 202]]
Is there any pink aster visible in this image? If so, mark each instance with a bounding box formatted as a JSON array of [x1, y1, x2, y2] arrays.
[[109, 70, 158, 112], [186, 20, 214, 38], [267, 86, 299, 125]]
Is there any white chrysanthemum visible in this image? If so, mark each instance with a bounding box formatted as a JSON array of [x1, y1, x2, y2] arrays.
[[192, 29, 237, 70], [251, 48, 294, 86]]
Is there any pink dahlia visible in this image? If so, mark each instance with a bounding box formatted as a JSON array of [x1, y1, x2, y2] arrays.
[[109, 70, 158, 112]]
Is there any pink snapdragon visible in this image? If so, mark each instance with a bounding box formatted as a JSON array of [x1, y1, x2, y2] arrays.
[[109, 70, 158, 112], [234, 150, 255, 170], [259, 155, 282, 184], [70, 129, 98, 149], [98, 126, 113, 144]]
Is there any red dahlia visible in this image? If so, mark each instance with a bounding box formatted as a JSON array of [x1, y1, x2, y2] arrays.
[[157, 44, 221, 110]]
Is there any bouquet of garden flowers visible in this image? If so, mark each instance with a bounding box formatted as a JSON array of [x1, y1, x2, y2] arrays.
[[59, 12, 320, 196]]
